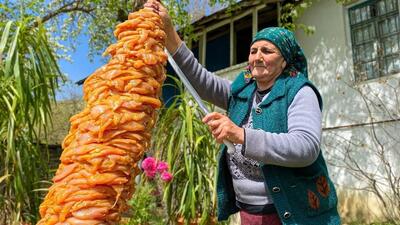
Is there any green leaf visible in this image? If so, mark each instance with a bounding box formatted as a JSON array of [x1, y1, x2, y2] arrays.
[[0, 21, 12, 55], [5, 26, 19, 74], [0, 174, 10, 184]]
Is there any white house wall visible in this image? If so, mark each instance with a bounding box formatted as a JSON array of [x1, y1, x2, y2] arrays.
[[295, 0, 400, 222], [296, 0, 366, 127], [295, 0, 400, 126]]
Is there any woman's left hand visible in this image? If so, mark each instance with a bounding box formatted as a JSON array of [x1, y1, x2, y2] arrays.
[[202, 112, 244, 144]]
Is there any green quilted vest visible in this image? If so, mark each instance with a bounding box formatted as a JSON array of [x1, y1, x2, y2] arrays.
[[216, 72, 341, 225]]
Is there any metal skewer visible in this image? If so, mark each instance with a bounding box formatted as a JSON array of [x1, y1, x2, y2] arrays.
[[165, 49, 235, 154]]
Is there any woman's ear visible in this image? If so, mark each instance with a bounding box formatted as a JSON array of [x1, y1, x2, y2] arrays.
[[282, 60, 287, 69]]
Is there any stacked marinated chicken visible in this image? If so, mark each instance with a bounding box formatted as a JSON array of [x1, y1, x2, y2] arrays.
[[37, 8, 167, 225]]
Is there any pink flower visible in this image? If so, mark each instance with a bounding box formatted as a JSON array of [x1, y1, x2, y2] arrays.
[[142, 157, 157, 177], [160, 171, 173, 182], [145, 170, 157, 179], [156, 161, 169, 173]]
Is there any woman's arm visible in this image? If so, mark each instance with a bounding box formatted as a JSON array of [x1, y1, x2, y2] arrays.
[[144, 0, 231, 109], [243, 86, 322, 167], [172, 43, 231, 109]]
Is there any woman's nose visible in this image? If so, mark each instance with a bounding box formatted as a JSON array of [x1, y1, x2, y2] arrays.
[[256, 55, 264, 63], [255, 51, 264, 62]]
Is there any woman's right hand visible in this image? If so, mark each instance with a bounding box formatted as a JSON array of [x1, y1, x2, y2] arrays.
[[143, 0, 182, 54], [203, 112, 245, 145]]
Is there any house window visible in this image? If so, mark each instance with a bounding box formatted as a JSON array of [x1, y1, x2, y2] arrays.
[[191, 39, 200, 61], [205, 24, 230, 72], [235, 14, 253, 64], [349, 0, 400, 81], [258, 4, 278, 31]]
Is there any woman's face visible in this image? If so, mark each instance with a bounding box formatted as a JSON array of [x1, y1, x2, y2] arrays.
[[248, 40, 286, 90]]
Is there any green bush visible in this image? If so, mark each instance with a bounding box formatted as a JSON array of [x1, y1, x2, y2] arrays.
[[126, 175, 167, 225], [151, 77, 229, 225]]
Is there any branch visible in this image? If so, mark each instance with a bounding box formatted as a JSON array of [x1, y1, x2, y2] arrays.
[[32, 0, 95, 27], [360, 88, 399, 205]]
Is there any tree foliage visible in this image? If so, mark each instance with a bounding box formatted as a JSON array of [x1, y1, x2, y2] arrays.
[[281, 0, 316, 35], [0, 0, 240, 61], [0, 0, 326, 61]]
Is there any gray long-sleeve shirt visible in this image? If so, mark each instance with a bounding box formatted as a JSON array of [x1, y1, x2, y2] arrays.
[[172, 43, 322, 205]]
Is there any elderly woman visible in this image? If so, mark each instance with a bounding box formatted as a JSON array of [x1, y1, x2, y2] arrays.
[[144, 1, 341, 225]]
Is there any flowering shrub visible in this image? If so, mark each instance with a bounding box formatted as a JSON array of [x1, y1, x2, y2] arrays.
[[141, 157, 157, 178], [126, 156, 173, 225], [160, 171, 173, 182], [141, 157, 173, 183], [156, 161, 168, 173]]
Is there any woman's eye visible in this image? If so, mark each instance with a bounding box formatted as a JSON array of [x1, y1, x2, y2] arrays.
[[260, 47, 272, 54], [250, 47, 274, 54]]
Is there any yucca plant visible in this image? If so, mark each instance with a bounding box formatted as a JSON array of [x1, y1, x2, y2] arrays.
[[151, 76, 227, 225], [0, 20, 61, 224]]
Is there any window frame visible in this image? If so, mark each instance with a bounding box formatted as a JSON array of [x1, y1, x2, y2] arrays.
[[189, 2, 280, 72], [348, 0, 400, 82]]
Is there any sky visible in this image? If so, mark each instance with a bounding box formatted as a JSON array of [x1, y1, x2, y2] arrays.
[[56, 32, 104, 100]]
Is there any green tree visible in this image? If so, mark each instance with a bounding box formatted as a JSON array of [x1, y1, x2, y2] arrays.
[[0, 0, 330, 61], [0, 0, 239, 61]]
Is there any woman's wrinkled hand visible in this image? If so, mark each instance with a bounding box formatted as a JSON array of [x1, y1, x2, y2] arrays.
[[202, 112, 244, 144], [144, 0, 171, 29], [143, 0, 181, 53]]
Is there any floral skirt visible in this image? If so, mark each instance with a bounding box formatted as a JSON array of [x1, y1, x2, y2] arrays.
[[240, 211, 282, 225]]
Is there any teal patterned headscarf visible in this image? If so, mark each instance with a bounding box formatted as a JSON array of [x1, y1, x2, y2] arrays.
[[251, 27, 307, 78]]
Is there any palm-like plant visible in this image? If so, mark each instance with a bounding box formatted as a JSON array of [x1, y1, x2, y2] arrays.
[[152, 77, 226, 225], [0, 20, 61, 224]]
